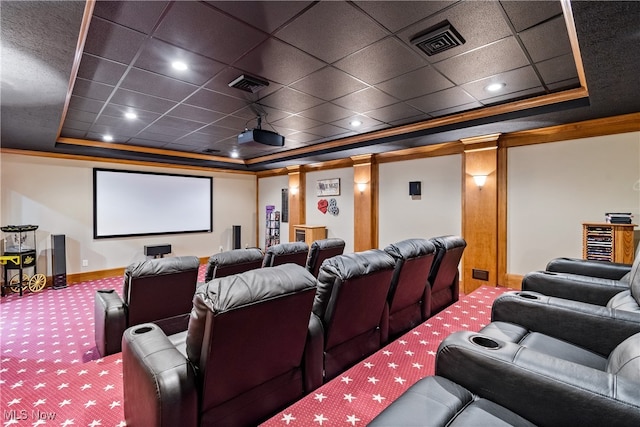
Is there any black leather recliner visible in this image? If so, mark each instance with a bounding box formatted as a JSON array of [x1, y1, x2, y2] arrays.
[[94, 255, 200, 357], [310, 249, 396, 382], [427, 235, 466, 315], [305, 238, 345, 277], [203, 248, 263, 281], [122, 264, 319, 427], [383, 238, 436, 340], [262, 241, 309, 268]]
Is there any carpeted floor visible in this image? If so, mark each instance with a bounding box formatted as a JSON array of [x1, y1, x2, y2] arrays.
[[1, 268, 509, 426]]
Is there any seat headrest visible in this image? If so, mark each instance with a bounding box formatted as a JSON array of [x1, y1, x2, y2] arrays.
[[311, 238, 346, 251], [125, 255, 200, 279], [200, 263, 316, 314], [607, 332, 640, 382], [384, 238, 436, 261], [265, 241, 309, 256], [318, 249, 396, 280], [431, 235, 467, 251], [205, 248, 263, 280]]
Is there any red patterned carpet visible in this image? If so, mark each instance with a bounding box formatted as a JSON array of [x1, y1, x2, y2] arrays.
[[1, 269, 508, 426]]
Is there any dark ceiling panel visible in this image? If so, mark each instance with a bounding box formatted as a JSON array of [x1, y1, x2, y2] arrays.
[[167, 104, 225, 125], [331, 115, 383, 131], [537, 54, 579, 85], [365, 102, 426, 123], [185, 88, 248, 114], [272, 114, 323, 132], [93, 0, 169, 34], [208, 1, 313, 34], [407, 87, 477, 114], [306, 123, 350, 138], [65, 108, 97, 124], [83, 17, 147, 64], [68, 95, 105, 114], [332, 87, 399, 113], [109, 89, 177, 114], [499, 0, 563, 33], [101, 104, 161, 123], [290, 66, 368, 101], [376, 65, 454, 100], [120, 68, 198, 102], [299, 102, 354, 123], [62, 118, 92, 132], [354, 1, 455, 33], [76, 54, 127, 85], [259, 87, 324, 113], [275, 1, 388, 63], [519, 15, 573, 63], [460, 66, 542, 101], [72, 78, 115, 101]]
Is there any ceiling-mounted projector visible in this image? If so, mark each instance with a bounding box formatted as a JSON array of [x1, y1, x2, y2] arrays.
[[237, 116, 285, 147]]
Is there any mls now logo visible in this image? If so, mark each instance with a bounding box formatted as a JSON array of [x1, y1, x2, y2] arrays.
[[4, 409, 57, 421]]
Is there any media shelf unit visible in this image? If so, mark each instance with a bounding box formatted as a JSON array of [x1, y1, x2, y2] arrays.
[[582, 222, 636, 264], [293, 225, 326, 246]]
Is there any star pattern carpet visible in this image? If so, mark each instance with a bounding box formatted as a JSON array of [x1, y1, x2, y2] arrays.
[[1, 267, 508, 426]]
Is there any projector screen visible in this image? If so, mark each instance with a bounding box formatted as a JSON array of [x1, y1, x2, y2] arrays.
[[93, 168, 213, 238]]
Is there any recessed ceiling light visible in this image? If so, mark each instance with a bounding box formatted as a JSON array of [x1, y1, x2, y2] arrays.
[[230, 151, 239, 158], [171, 61, 188, 71], [103, 135, 113, 142], [350, 119, 362, 127], [124, 112, 137, 120], [485, 82, 506, 92]]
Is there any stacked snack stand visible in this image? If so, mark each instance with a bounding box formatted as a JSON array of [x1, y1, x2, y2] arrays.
[[1, 225, 46, 296]]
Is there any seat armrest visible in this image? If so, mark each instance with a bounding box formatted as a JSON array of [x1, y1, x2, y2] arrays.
[[122, 323, 197, 427], [304, 313, 324, 392], [94, 289, 127, 357], [491, 291, 640, 356], [546, 257, 631, 280], [522, 270, 628, 305], [436, 331, 640, 427]]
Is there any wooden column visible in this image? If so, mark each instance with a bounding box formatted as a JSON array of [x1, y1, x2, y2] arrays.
[[461, 134, 500, 294], [352, 154, 378, 251], [287, 166, 305, 241]]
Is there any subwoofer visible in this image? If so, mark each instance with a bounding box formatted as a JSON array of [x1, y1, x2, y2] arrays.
[[232, 225, 241, 249], [51, 234, 67, 289]]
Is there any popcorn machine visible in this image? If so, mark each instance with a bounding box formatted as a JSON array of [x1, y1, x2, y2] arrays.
[[1, 225, 46, 296]]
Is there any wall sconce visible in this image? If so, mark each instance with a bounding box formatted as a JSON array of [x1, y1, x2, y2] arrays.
[[290, 186, 299, 195], [472, 175, 487, 189], [356, 182, 367, 193]]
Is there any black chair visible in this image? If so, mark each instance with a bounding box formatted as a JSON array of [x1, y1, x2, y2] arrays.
[[94, 256, 200, 357], [203, 248, 263, 281], [427, 235, 466, 315], [305, 238, 345, 277], [383, 238, 436, 339], [262, 242, 309, 268]]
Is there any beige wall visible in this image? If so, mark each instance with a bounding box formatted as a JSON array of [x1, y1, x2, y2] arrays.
[[508, 131, 640, 275], [378, 154, 462, 248], [257, 174, 289, 248], [1, 153, 257, 275]]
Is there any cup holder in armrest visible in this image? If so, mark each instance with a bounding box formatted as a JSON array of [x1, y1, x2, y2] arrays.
[[470, 335, 501, 349], [133, 326, 153, 335], [97, 289, 115, 293], [517, 292, 539, 300]]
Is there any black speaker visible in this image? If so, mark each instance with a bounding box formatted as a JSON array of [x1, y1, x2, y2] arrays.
[[51, 234, 67, 289], [144, 244, 171, 258], [409, 181, 422, 196], [232, 225, 241, 249]]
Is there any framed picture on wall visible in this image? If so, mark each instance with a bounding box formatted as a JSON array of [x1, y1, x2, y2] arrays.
[[316, 178, 340, 196]]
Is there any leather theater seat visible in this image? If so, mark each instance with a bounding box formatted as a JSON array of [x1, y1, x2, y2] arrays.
[[122, 264, 318, 427], [262, 241, 309, 268], [203, 248, 263, 281], [310, 249, 396, 382], [94, 255, 199, 357], [305, 238, 345, 277], [427, 235, 466, 315], [383, 238, 436, 340]]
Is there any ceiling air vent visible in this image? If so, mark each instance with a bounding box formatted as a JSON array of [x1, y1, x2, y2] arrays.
[[228, 74, 269, 93], [411, 21, 465, 56]]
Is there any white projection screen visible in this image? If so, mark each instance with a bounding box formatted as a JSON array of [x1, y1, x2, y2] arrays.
[[93, 168, 213, 238]]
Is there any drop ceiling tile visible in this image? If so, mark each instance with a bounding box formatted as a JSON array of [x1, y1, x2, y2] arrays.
[[205, 67, 281, 100], [406, 87, 476, 114], [234, 38, 325, 85], [376, 66, 453, 100], [480, 87, 545, 106], [72, 78, 115, 101], [290, 67, 368, 101], [101, 104, 161, 121], [167, 104, 225, 124], [435, 37, 529, 85], [89, 122, 142, 138], [429, 101, 483, 117], [500, 0, 563, 32], [128, 136, 172, 147], [306, 123, 349, 138], [153, 115, 205, 133], [86, 132, 130, 144], [83, 17, 147, 64], [286, 132, 323, 143], [93, 0, 169, 34], [64, 108, 98, 124], [364, 102, 425, 123], [185, 88, 249, 114], [133, 38, 225, 85], [120, 68, 198, 102], [272, 114, 323, 131], [536, 53, 579, 85], [60, 128, 87, 138], [207, 1, 313, 33], [259, 87, 325, 113], [93, 114, 151, 133], [243, 105, 290, 123], [520, 16, 572, 63], [354, 1, 454, 32], [211, 115, 252, 131], [68, 95, 105, 113], [399, 1, 512, 62], [389, 113, 431, 127], [76, 54, 127, 85], [334, 37, 427, 85], [299, 102, 354, 123], [199, 124, 240, 139], [460, 66, 541, 100], [547, 78, 581, 92], [333, 87, 399, 113], [331, 115, 383, 130], [138, 121, 192, 138], [175, 132, 218, 146], [276, 2, 388, 63], [154, 1, 267, 64], [62, 119, 91, 132], [110, 89, 177, 114]]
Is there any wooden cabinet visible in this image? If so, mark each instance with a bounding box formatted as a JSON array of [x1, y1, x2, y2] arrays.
[[293, 225, 326, 246], [582, 222, 636, 264]]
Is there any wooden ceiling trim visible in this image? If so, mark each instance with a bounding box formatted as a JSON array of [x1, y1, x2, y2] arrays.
[[375, 142, 463, 164], [561, 0, 588, 91]]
